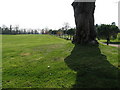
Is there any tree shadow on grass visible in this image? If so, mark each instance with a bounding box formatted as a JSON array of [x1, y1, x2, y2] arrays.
[[64, 44, 120, 88]]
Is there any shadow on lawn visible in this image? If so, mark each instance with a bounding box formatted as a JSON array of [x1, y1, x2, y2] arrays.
[[64, 44, 120, 88]]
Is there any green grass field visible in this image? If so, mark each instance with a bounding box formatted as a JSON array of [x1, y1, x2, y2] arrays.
[[2, 35, 120, 88]]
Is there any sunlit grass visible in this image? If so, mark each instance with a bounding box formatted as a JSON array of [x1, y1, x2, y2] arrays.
[[2, 35, 119, 88]]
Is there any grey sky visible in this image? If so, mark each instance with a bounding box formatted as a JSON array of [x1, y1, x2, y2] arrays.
[[0, 0, 119, 29]]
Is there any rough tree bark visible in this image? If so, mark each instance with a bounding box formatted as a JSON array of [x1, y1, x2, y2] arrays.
[[72, 1, 98, 45]]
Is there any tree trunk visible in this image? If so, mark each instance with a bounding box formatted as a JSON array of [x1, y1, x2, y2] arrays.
[[72, 2, 98, 45]]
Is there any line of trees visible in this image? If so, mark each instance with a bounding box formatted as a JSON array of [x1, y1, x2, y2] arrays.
[[96, 22, 120, 41], [0, 25, 39, 35], [41, 22, 76, 40], [1, 22, 119, 42], [41, 28, 76, 40]]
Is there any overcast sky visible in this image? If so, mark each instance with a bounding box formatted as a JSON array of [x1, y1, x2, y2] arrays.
[[0, 0, 119, 29]]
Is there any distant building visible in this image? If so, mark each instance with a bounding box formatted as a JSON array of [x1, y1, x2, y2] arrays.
[[118, 1, 120, 29]]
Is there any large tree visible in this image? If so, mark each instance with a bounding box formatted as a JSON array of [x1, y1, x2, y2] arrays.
[[72, 0, 98, 45]]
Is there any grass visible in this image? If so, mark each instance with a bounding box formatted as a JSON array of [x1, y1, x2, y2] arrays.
[[2, 35, 120, 88]]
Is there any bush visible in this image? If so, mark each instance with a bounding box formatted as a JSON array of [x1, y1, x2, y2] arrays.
[[117, 33, 120, 40]]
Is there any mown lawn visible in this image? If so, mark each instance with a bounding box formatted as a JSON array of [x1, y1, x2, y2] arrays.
[[2, 35, 120, 88]]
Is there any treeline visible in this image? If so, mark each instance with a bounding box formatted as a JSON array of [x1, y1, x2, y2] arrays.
[[96, 23, 120, 40], [1, 22, 120, 41], [41, 28, 76, 40], [0, 25, 39, 35], [41, 22, 120, 41]]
